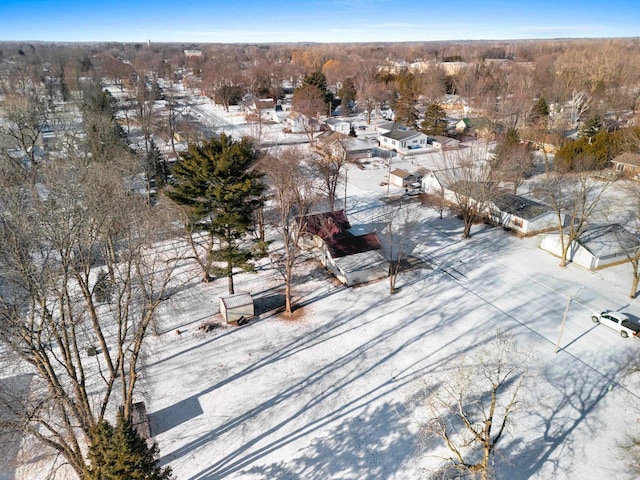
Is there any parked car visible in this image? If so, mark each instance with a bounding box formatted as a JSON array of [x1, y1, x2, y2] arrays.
[[591, 310, 640, 338]]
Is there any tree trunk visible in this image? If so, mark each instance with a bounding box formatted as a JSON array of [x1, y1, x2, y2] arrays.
[[389, 262, 397, 294], [285, 280, 292, 315], [463, 219, 472, 238], [227, 272, 234, 295], [631, 272, 639, 299]]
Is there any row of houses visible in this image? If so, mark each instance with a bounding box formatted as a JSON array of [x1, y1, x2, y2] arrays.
[[422, 167, 640, 269]]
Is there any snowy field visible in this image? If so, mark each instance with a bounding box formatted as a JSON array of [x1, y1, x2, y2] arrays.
[[137, 136, 640, 479], [8, 101, 640, 479]]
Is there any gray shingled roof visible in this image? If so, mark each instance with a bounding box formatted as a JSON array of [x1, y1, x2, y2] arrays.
[[580, 224, 640, 258], [492, 193, 552, 220], [382, 129, 421, 141]]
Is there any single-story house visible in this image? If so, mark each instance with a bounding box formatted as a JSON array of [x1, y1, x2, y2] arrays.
[[422, 169, 454, 201], [489, 193, 562, 236], [611, 153, 640, 177], [315, 131, 376, 159], [379, 127, 429, 154], [389, 169, 418, 188], [324, 118, 351, 134], [219, 292, 254, 323], [240, 94, 279, 122], [376, 122, 405, 136], [286, 113, 321, 134], [430, 135, 460, 150], [300, 210, 388, 286], [540, 224, 640, 270]]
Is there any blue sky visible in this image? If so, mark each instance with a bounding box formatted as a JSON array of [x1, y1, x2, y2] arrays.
[[1, 0, 638, 43]]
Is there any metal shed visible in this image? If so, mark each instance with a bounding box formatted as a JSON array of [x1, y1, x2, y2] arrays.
[[219, 292, 254, 323]]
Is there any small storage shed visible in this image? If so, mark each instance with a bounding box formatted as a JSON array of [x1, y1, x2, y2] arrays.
[[219, 292, 254, 323]]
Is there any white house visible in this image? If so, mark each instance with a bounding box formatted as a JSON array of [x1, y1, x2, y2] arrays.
[[489, 193, 562, 236], [422, 169, 459, 203], [324, 117, 351, 134], [286, 113, 321, 134], [539, 224, 640, 270], [379, 126, 429, 155]]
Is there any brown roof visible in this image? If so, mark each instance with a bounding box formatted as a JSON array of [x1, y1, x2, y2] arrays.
[[612, 153, 640, 167], [300, 210, 381, 258], [390, 169, 411, 178], [301, 210, 351, 238]]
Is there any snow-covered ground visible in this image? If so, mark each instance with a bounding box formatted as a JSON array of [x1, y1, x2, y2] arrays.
[[8, 98, 640, 479], [135, 141, 640, 479]]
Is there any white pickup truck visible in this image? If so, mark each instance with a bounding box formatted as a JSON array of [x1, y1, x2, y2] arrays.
[[592, 311, 640, 338]]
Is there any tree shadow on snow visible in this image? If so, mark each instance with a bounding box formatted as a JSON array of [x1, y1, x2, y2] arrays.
[[498, 353, 634, 479], [243, 401, 416, 480]]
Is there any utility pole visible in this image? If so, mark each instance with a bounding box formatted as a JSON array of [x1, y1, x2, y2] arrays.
[[555, 286, 585, 354], [386, 153, 392, 196], [344, 164, 348, 210]]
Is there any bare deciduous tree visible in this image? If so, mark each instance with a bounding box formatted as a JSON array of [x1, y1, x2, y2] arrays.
[[261, 147, 317, 314], [0, 155, 179, 477], [569, 90, 591, 129], [436, 147, 498, 238], [0, 91, 49, 168], [537, 170, 610, 267], [608, 181, 640, 298], [310, 138, 350, 211], [421, 331, 529, 480], [291, 84, 325, 145], [375, 204, 419, 294]]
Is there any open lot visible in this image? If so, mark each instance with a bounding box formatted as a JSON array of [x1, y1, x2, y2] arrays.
[[137, 148, 640, 479]]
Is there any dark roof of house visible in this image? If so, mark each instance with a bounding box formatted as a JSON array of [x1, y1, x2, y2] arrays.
[[302, 210, 351, 237], [329, 231, 381, 258], [612, 152, 640, 167], [300, 210, 381, 258], [492, 193, 551, 220], [382, 129, 422, 141]]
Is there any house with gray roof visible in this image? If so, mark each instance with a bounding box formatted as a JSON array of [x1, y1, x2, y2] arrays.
[[378, 125, 429, 155], [540, 223, 640, 270], [489, 193, 562, 236]]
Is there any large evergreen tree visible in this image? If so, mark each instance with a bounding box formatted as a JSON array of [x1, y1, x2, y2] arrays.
[[166, 134, 264, 293], [338, 77, 357, 113], [86, 412, 173, 480], [420, 102, 448, 136], [302, 70, 333, 107]]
